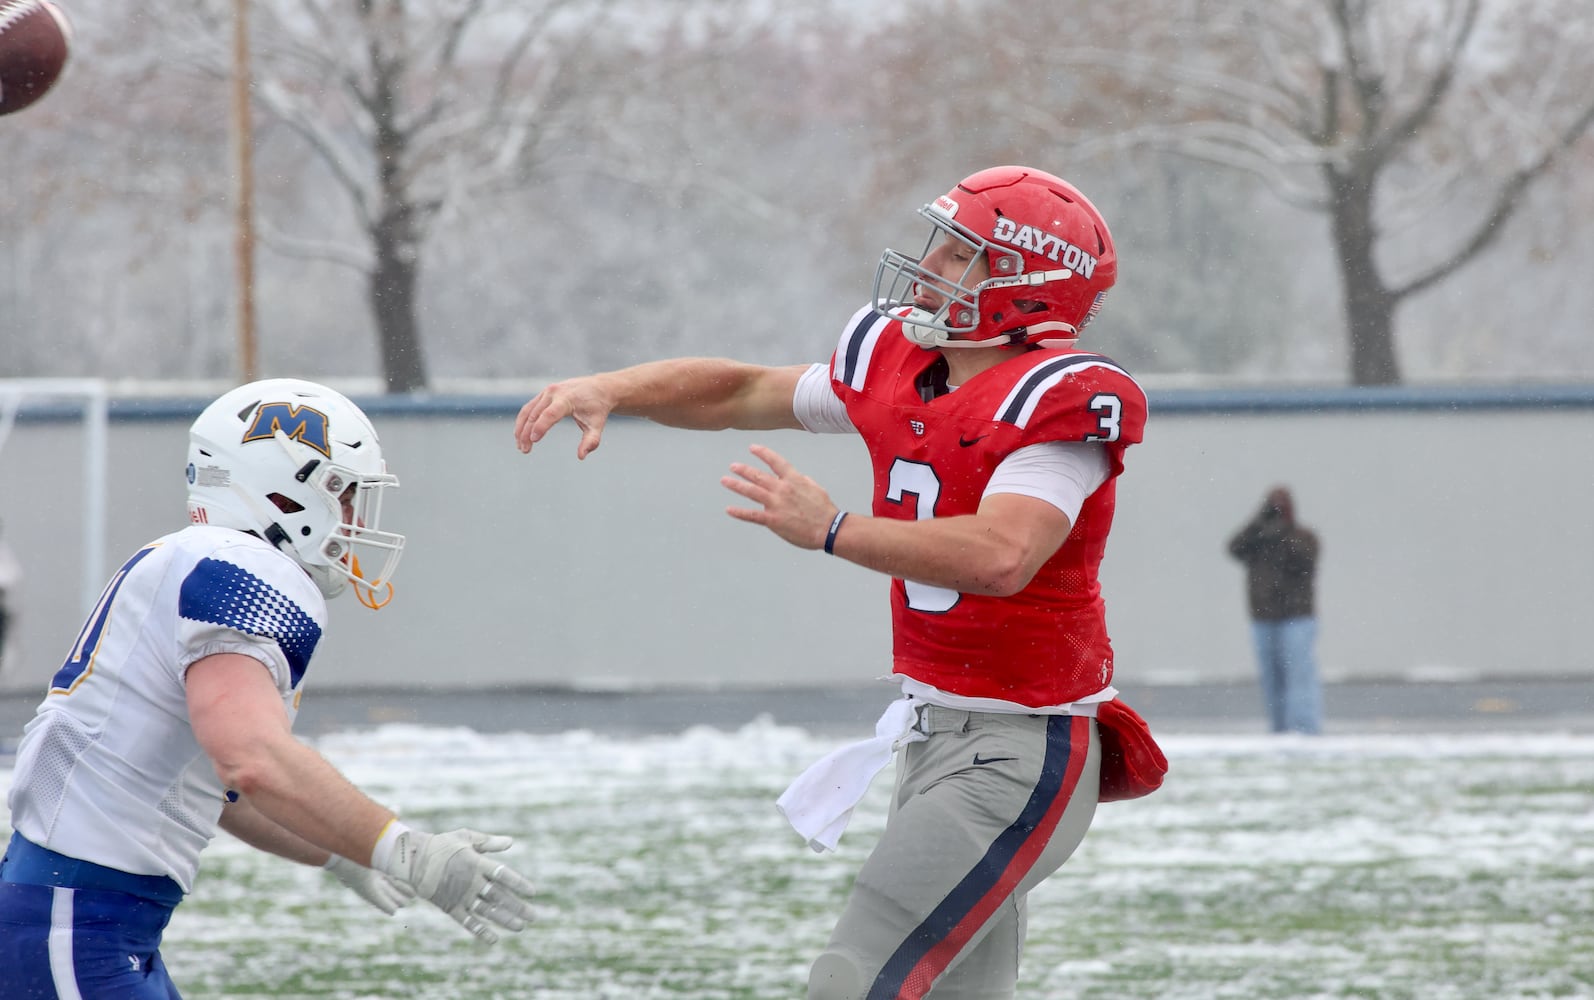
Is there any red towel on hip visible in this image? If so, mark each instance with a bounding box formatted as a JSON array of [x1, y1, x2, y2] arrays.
[[1096, 698, 1168, 802]]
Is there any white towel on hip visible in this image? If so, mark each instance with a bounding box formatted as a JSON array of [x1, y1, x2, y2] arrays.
[[775, 697, 926, 853]]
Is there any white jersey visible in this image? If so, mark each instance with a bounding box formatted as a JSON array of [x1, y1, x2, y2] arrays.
[[7, 525, 326, 893]]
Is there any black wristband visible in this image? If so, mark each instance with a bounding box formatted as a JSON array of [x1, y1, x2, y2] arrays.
[[824, 511, 848, 555]]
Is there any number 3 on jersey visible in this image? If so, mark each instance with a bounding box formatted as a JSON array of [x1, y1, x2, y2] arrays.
[[1086, 393, 1123, 442], [886, 458, 959, 613]]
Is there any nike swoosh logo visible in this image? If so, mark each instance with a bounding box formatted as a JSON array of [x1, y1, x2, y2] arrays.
[[958, 435, 988, 447], [972, 754, 1017, 766]]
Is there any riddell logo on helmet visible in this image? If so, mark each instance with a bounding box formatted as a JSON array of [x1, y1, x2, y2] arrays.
[[990, 218, 1098, 279]]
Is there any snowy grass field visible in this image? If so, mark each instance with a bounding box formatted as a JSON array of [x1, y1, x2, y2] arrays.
[[6, 720, 1594, 999]]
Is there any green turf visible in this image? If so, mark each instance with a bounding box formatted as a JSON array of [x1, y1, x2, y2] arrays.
[[8, 726, 1594, 997]]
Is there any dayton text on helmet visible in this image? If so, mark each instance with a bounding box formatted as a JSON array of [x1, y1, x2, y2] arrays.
[[990, 218, 1098, 279]]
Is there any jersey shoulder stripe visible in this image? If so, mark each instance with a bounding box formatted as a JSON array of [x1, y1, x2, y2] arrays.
[[835, 305, 894, 391], [178, 557, 323, 686], [995, 354, 1142, 428]]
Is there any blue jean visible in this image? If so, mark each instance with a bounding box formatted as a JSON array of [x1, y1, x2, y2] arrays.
[[1250, 617, 1322, 734]]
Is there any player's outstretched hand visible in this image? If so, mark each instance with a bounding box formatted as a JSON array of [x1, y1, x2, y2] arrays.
[[325, 852, 416, 915], [723, 444, 839, 550], [514, 377, 613, 459], [379, 828, 537, 944]]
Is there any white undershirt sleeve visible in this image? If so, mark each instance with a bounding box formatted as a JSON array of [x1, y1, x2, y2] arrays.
[[792, 363, 855, 434], [984, 441, 1111, 524]]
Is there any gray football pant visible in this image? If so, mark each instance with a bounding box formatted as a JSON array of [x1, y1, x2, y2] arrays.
[[808, 706, 1101, 1000]]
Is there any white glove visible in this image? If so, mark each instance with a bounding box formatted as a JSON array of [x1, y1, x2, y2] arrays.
[[324, 852, 416, 916], [375, 825, 537, 944]]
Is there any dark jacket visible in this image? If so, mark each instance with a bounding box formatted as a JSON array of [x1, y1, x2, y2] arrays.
[[1227, 504, 1319, 621]]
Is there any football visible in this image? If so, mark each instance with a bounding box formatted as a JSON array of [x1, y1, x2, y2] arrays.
[[0, 0, 71, 116]]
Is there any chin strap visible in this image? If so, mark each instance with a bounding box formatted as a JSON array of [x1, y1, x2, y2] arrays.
[[935, 333, 1016, 349], [901, 307, 1014, 350], [263, 521, 393, 606], [350, 554, 395, 610], [356, 582, 395, 610], [263, 522, 293, 550]]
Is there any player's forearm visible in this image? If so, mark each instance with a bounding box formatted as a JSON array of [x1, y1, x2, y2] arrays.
[[603, 358, 801, 431], [220, 737, 395, 866], [830, 513, 1046, 597], [219, 794, 329, 866]]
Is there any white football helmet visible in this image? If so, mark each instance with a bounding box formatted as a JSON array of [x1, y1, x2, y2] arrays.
[[185, 378, 405, 608]]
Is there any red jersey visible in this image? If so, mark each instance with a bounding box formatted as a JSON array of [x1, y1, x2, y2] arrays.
[[827, 306, 1146, 706]]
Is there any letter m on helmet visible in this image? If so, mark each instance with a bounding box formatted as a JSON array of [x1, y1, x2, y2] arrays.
[[241, 402, 333, 459]]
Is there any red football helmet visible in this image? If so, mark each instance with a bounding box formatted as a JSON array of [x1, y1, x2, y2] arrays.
[[873, 165, 1117, 351]]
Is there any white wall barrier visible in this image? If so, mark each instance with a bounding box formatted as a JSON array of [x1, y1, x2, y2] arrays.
[[1, 386, 1590, 694]]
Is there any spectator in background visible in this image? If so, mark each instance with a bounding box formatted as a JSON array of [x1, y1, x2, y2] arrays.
[[1227, 486, 1322, 734], [0, 517, 20, 669]]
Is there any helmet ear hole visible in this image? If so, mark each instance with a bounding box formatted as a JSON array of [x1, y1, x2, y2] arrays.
[[301, 526, 312, 537], [268, 492, 305, 514]]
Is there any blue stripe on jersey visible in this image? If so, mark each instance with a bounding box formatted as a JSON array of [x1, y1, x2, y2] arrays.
[[996, 354, 1125, 425], [869, 715, 1078, 999], [51, 544, 160, 693], [178, 557, 322, 687], [840, 308, 886, 388]]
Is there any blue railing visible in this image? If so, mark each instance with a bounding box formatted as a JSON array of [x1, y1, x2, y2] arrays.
[[9, 382, 1594, 424]]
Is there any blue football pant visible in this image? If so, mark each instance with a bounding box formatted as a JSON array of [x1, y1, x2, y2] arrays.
[[0, 881, 181, 999]]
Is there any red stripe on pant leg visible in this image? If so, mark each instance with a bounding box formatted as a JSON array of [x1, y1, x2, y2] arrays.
[[889, 715, 1093, 998]]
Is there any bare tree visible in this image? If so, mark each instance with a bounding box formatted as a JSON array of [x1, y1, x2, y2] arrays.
[[853, 2, 1306, 378], [5, 0, 881, 385], [171, 0, 629, 392], [863, 0, 1594, 384], [1037, 0, 1594, 384]]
